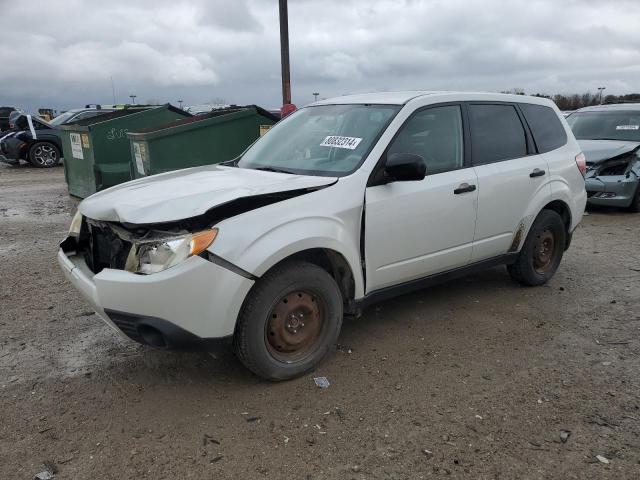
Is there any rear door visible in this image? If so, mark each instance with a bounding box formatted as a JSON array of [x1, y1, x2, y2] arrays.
[[365, 104, 478, 291], [468, 103, 551, 261]]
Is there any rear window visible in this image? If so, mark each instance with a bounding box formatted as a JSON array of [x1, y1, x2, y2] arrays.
[[468, 104, 527, 164], [520, 103, 567, 153]]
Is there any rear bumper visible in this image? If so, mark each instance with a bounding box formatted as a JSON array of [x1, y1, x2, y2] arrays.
[[57, 248, 254, 350], [585, 176, 637, 207]]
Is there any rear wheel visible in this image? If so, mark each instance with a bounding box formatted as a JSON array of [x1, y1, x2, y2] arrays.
[[233, 261, 343, 381], [508, 210, 566, 286], [29, 142, 60, 168]]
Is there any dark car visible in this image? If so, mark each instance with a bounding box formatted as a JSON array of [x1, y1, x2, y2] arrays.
[[0, 106, 17, 132], [0, 114, 63, 167], [566, 104, 640, 212], [48, 105, 116, 126], [0, 106, 115, 168]]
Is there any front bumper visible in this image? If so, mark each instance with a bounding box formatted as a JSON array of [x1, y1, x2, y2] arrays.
[[0, 136, 27, 161], [57, 248, 254, 349], [585, 175, 638, 207]]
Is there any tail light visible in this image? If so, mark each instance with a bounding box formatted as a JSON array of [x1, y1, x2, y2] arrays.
[[575, 152, 586, 176]]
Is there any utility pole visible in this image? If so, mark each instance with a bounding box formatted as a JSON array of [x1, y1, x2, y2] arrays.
[[129, 94, 137, 105], [313, 92, 319, 102], [279, 0, 291, 107], [597, 86, 606, 105]]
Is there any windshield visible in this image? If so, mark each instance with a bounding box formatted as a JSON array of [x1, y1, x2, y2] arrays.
[[237, 104, 400, 176], [567, 111, 640, 142], [49, 111, 77, 126]]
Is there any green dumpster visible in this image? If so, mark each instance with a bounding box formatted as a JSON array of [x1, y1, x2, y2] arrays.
[[127, 105, 278, 179], [61, 104, 191, 198]]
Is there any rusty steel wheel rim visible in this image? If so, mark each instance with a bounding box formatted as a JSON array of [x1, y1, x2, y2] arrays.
[[533, 227, 558, 274], [265, 290, 325, 363]]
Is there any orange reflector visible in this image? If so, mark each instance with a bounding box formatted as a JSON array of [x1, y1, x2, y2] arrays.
[[189, 228, 218, 256]]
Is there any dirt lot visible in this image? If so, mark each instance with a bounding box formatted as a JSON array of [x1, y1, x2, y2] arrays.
[[0, 162, 639, 479]]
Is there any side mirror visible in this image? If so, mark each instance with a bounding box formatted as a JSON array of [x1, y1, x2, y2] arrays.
[[384, 153, 426, 182]]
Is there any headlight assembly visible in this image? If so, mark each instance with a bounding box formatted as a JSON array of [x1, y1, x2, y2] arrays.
[[68, 210, 83, 236], [125, 228, 218, 274]]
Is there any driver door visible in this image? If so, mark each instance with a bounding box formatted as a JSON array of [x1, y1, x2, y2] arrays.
[[364, 104, 478, 292]]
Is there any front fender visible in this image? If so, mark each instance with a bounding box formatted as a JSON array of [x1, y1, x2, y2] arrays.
[[232, 216, 365, 298]]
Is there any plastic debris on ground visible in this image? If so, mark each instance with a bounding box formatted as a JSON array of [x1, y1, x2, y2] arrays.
[[314, 376, 330, 388]]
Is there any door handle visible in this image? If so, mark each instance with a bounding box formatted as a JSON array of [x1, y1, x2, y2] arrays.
[[454, 183, 476, 194], [529, 168, 546, 178]]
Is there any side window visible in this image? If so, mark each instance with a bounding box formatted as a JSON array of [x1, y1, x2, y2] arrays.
[[520, 103, 567, 153], [74, 111, 101, 120], [468, 104, 527, 164], [388, 105, 464, 175]]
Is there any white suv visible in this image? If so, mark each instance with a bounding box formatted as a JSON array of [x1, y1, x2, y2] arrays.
[[58, 92, 587, 380]]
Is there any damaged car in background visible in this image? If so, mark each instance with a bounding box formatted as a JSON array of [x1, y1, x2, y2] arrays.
[[59, 92, 586, 381], [567, 104, 640, 211], [0, 107, 114, 167]]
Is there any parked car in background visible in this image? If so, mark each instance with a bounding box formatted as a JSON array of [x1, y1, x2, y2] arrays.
[[59, 91, 586, 380], [566, 103, 640, 211], [185, 103, 231, 115], [0, 106, 115, 167], [0, 106, 17, 132], [49, 105, 116, 126], [0, 114, 63, 167]]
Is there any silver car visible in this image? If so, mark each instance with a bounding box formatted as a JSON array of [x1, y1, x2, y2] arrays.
[[567, 104, 640, 211]]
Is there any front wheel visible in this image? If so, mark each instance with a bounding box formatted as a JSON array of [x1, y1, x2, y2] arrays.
[[233, 261, 343, 381], [29, 142, 60, 168], [508, 209, 566, 286]]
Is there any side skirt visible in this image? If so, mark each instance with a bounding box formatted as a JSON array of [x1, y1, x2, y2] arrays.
[[356, 253, 518, 309]]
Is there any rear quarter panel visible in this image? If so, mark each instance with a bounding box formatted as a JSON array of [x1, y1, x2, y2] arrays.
[[543, 110, 587, 230]]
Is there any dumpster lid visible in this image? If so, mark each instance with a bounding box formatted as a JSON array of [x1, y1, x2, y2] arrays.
[[60, 107, 150, 128], [130, 105, 277, 135], [60, 104, 185, 129]]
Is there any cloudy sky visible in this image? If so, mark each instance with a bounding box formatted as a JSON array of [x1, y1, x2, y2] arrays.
[[1, 0, 639, 113]]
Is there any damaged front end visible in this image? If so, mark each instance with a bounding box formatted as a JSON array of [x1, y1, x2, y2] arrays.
[[585, 151, 640, 207], [61, 187, 326, 275], [61, 217, 216, 275]]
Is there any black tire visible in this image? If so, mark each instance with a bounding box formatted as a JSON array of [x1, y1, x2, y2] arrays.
[[625, 183, 640, 213], [508, 209, 566, 286], [233, 261, 343, 381], [28, 141, 60, 168]]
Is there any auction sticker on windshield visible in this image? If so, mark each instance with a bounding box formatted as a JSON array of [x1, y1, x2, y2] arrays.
[[320, 136, 363, 150], [70, 133, 83, 160]]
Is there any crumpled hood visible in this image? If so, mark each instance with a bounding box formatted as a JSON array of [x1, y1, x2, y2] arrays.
[[79, 165, 337, 224], [578, 139, 640, 164]]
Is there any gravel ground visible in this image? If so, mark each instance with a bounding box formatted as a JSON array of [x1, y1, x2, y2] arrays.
[[1, 162, 639, 479]]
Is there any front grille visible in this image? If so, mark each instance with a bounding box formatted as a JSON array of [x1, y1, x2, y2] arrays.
[[586, 191, 597, 198], [82, 221, 132, 274]]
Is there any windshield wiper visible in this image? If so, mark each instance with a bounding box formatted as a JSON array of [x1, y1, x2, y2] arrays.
[[252, 166, 297, 174], [590, 138, 637, 142]]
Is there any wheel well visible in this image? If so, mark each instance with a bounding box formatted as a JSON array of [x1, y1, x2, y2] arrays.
[[541, 200, 572, 249], [542, 200, 571, 232], [269, 248, 356, 313]]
